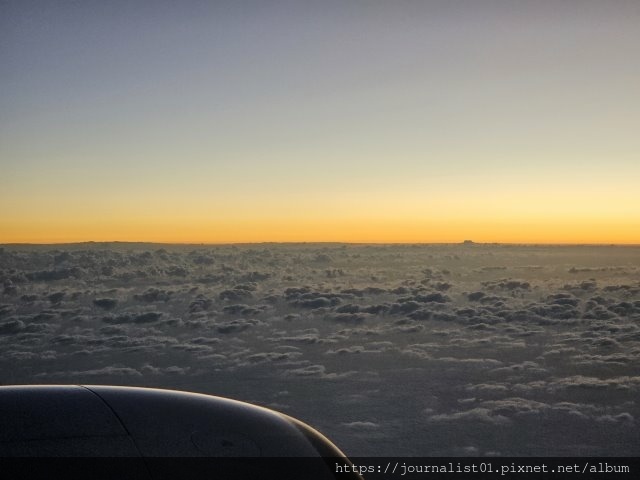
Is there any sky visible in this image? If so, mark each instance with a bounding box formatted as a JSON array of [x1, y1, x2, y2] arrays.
[[1, 0, 639, 244]]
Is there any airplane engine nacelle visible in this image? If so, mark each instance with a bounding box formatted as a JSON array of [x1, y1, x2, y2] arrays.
[[0, 385, 362, 479]]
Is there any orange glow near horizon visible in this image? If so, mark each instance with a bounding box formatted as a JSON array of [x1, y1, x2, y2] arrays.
[[2, 215, 638, 245], [2, 169, 639, 245]]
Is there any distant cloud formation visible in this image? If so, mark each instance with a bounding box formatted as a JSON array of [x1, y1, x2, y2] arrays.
[[1, 243, 640, 455]]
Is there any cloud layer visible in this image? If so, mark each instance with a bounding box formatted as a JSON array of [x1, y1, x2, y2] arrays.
[[1, 243, 639, 456]]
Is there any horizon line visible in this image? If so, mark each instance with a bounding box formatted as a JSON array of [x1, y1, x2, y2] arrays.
[[2, 240, 639, 247]]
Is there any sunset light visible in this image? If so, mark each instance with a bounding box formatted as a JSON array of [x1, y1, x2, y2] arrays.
[[2, 1, 639, 244]]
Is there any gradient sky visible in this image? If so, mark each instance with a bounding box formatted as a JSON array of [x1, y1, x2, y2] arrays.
[[2, 0, 639, 244]]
